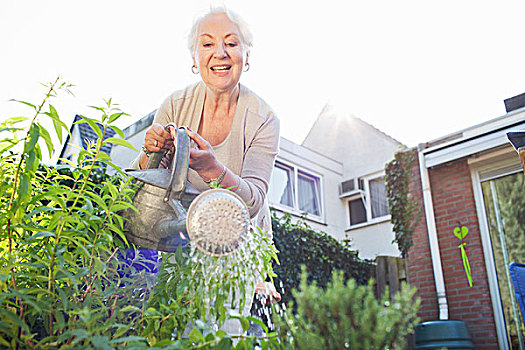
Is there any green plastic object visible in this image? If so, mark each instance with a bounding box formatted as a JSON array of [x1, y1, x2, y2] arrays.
[[415, 320, 475, 349]]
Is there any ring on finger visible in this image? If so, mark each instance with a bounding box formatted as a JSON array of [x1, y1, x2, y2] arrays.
[[154, 140, 158, 147]]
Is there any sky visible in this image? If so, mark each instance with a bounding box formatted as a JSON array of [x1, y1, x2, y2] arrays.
[[2, 0, 525, 154]]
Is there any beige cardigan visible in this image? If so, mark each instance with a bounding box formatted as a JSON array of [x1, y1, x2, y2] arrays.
[[131, 81, 280, 236]]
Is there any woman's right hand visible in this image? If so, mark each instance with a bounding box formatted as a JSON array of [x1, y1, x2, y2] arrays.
[[144, 122, 174, 153], [139, 123, 174, 169]]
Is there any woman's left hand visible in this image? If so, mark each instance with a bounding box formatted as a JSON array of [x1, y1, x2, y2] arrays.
[[255, 281, 281, 304], [185, 128, 224, 181]]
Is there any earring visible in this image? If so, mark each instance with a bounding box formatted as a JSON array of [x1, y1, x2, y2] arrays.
[[243, 63, 250, 72], [192, 65, 199, 74]]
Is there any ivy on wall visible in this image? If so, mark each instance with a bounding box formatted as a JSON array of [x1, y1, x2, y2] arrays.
[[271, 211, 374, 304], [385, 149, 420, 258]]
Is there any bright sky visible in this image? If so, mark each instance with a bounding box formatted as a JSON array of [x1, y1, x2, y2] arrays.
[[2, 0, 525, 151]]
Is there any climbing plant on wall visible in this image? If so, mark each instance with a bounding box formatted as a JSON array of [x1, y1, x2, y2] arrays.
[[385, 149, 420, 258]]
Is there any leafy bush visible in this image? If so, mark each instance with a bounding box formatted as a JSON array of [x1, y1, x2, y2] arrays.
[[271, 212, 374, 305], [0, 78, 281, 349], [274, 268, 420, 350]]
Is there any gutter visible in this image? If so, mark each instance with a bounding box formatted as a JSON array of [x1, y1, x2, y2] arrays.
[[418, 147, 449, 320]]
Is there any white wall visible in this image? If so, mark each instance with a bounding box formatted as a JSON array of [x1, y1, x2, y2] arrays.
[[346, 220, 400, 260], [273, 137, 347, 240]]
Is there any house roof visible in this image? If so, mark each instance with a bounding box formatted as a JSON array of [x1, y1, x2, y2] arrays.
[[300, 103, 403, 178], [121, 110, 155, 138], [58, 114, 116, 161], [302, 103, 403, 147], [419, 106, 525, 168]]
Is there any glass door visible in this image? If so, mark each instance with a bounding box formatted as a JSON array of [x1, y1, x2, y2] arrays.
[[481, 171, 525, 349]]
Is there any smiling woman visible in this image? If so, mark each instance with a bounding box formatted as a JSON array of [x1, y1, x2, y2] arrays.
[[129, 5, 281, 336]]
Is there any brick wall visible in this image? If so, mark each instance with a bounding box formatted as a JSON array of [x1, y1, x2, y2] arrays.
[[407, 153, 499, 349]]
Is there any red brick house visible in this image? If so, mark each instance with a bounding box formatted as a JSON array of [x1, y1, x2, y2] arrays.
[[407, 94, 525, 349]]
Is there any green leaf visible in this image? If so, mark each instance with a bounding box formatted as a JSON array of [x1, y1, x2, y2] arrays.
[[76, 115, 103, 139], [216, 337, 233, 350], [27, 231, 55, 240], [82, 198, 94, 214], [57, 157, 76, 167], [0, 140, 17, 154], [47, 105, 69, 143], [120, 305, 141, 313], [9, 99, 36, 110], [246, 316, 268, 333], [110, 125, 125, 139], [18, 173, 30, 199], [3, 116, 28, 125], [91, 335, 112, 350], [108, 112, 127, 123], [0, 309, 30, 335], [188, 328, 204, 343], [103, 137, 138, 151], [109, 336, 148, 344], [24, 124, 40, 154], [37, 123, 54, 158]]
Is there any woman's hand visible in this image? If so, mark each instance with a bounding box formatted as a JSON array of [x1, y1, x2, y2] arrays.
[[185, 128, 224, 181], [145, 123, 173, 153], [255, 281, 281, 304], [139, 123, 174, 169]]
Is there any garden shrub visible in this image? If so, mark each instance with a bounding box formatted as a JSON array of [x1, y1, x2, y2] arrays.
[[0, 79, 280, 349], [274, 268, 420, 350], [271, 211, 374, 305]]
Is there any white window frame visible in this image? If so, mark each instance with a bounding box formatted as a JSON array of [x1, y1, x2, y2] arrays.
[[269, 160, 324, 223], [346, 171, 391, 230], [469, 149, 522, 350]]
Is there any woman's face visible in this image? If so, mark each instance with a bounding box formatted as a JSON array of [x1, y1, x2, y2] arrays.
[[193, 13, 248, 94]]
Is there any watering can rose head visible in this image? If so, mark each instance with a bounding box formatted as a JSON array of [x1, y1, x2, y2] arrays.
[[124, 127, 251, 256]]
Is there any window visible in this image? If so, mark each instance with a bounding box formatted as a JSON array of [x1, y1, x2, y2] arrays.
[[268, 163, 294, 207], [298, 171, 321, 216], [346, 175, 390, 228], [348, 198, 366, 225], [269, 162, 323, 218], [369, 177, 389, 218]]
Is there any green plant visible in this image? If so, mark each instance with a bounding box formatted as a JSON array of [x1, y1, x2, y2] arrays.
[[271, 211, 374, 305], [0, 77, 144, 348], [0, 78, 283, 349], [385, 149, 420, 258], [274, 268, 420, 350]]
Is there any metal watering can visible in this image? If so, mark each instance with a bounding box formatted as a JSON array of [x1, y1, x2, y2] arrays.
[[123, 126, 250, 257]]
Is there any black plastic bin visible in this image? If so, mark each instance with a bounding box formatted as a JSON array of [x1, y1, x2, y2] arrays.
[[415, 320, 475, 349]]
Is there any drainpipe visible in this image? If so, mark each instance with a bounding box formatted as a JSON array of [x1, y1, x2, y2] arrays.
[[418, 147, 449, 320]]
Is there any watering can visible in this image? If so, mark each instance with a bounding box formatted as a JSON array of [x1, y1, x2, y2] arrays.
[[123, 126, 250, 256]]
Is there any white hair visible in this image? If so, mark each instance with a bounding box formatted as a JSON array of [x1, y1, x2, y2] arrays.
[[187, 6, 253, 55]]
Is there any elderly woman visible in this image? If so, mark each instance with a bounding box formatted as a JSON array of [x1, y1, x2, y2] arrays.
[[131, 6, 280, 333], [134, 8, 277, 239]]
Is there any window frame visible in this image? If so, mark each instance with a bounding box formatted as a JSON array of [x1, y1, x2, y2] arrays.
[[346, 172, 391, 230], [269, 160, 324, 222]]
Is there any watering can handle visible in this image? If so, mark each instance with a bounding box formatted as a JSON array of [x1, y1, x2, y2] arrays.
[[140, 125, 190, 201], [145, 152, 164, 170], [164, 126, 190, 202], [144, 123, 178, 170]]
